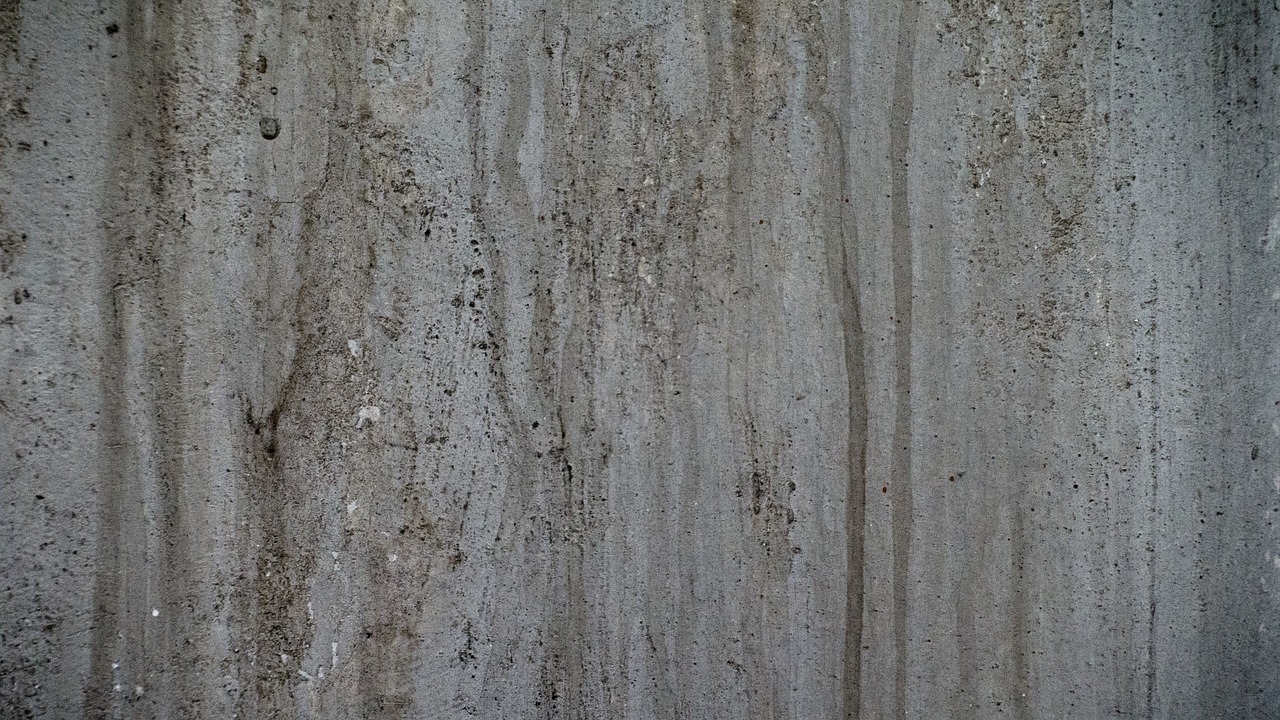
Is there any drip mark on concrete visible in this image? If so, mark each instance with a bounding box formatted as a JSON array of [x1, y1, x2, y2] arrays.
[[889, 1, 921, 717]]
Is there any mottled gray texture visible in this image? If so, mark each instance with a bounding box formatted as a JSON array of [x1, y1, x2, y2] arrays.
[[2, 1, 1277, 718]]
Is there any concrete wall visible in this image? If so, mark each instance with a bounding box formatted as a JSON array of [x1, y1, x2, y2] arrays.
[[2, 1, 1277, 717]]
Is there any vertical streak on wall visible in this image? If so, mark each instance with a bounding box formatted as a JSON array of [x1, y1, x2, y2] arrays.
[[838, 201, 867, 720], [87, 3, 183, 716], [830, 45, 868, 720], [790, 1, 869, 713], [888, 1, 919, 717], [86, 13, 139, 696], [797, 3, 868, 715], [723, 2, 774, 717], [86, 2, 131, 709], [1195, 1, 1280, 715]]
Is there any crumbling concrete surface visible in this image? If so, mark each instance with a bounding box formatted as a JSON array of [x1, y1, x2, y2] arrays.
[[2, 0, 1277, 717]]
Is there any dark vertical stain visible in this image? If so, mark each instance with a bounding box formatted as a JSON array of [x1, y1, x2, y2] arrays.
[[1010, 502, 1029, 720], [1195, 3, 1279, 715], [0, 0, 19, 60], [85, 201, 129, 717], [243, 367, 313, 712], [1145, 212, 1159, 718], [797, 1, 867, 713], [462, 0, 586, 714], [1146, 478, 1158, 718], [721, 0, 784, 716], [308, 3, 428, 715], [955, 553, 976, 719], [480, 0, 539, 457], [838, 234, 867, 720], [889, 0, 920, 717], [462, 0, 489, 238], [86, 1, 179, 714], [481, 0, 575, 710]]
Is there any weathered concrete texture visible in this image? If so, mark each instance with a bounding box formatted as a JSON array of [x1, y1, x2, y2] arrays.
[[2, 0, 1277, 717]]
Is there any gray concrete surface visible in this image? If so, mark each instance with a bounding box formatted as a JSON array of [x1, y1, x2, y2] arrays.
[[2, 0, 1278, 718]]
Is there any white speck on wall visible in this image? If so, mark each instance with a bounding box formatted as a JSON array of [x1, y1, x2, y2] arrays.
[[298, 669, 313, 681], [112, 662, 119, 670], [389, 553, 398, 562], [281, 653, 289, 663], [331, 551, 339, 559], [307, 602, 314, 620], [638, 257, 655, 286], [152, 608, 159, 617], [332, 642, 339, 668], [134, 685, 144, 696], [348, 339, 362, 357], [356, 405, 381, 428], [347, 500, 358, 515], [113, 684, 121, 692]]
